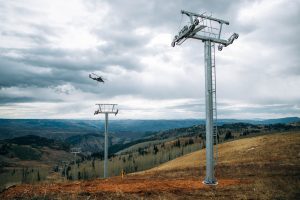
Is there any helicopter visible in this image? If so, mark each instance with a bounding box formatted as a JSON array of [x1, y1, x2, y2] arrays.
[[89, 73, 105, 83]]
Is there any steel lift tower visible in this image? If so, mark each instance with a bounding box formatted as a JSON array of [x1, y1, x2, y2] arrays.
[[71, 147, 81, 180], [94, 104, 119, 178], [172, 10, 238, 185]]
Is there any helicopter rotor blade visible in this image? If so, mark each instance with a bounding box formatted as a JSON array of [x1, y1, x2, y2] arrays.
[[92, 73, 100, 78]]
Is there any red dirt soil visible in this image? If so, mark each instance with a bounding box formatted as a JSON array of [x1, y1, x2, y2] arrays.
[[1, 175, 250, 199]]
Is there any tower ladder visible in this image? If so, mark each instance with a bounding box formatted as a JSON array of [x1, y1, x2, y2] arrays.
[[211, 42, 218, 166]]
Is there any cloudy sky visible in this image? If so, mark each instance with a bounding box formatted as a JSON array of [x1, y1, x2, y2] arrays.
[[0, 0, 299, 119]]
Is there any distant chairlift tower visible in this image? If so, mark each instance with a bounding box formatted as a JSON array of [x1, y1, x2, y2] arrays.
[[171, 10, 238, 185], [61, 160, 69, 179], [94, 104, 119, 178], [71, 147, 81, 180]]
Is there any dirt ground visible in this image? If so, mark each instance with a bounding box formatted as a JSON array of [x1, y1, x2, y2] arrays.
[[1, 132, 299, 200]]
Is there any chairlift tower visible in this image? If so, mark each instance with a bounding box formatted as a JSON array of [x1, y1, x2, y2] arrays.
[[94, 104, 119, 178], [71, 147, 81, 180], [60, 160, 69, 179], [172, 10, 238, 185]]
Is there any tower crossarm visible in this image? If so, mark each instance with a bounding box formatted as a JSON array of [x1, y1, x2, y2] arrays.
[[190, 32, 239, 46], [171, 10, 238, 51], [94, 104, 119, 115], [181, 10, 229, 25]]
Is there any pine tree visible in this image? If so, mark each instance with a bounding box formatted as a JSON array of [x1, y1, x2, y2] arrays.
[[37, 170, 41, 181], [92, 159, 95, 169], [78, 171, 81, 180]]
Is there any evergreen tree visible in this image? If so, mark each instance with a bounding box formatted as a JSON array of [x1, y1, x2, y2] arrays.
[[92, 159, 95, 169], [37, 170, 41, 181], [225, 131, 233, 140], [78, 171, 81, 180], [153, 145, 159, 155]]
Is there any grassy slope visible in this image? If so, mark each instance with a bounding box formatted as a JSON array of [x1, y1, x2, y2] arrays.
[[1, 131, 299, 200], [145, 131, 300, 172]]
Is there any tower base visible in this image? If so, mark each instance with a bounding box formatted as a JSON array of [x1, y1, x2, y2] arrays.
[[203, 179, 218, 185]]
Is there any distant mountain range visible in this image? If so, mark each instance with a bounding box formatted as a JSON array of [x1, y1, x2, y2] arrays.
[[0, 117, 299, 166], [0, 117, 299, 141], [0, 119, 201, 140], [215, 117, 300, 125]]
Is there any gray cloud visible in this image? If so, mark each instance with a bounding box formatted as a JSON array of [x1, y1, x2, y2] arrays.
[[0, 0, 299, 119]]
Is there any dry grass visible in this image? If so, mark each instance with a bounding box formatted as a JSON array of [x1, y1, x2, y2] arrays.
[[1, 131, 299, 200], [142, 131, 300, 173]]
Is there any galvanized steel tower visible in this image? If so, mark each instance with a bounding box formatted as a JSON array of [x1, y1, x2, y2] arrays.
[[171, 10, 238, 185], [94, 104, 119, 178], [70, 147, 81, 180]]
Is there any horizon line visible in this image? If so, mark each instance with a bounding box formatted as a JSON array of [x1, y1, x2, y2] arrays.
[[0, 117, 299, 121]]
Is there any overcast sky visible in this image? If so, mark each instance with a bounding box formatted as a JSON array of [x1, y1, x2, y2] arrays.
[[0, 0, 299, 119]]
